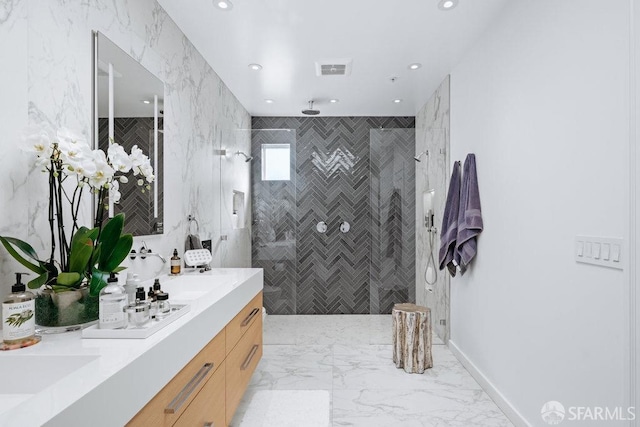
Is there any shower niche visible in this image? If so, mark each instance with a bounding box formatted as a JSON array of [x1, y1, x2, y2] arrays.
[[232, 190, 245, 229]]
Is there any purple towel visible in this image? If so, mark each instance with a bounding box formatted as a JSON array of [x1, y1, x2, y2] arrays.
[[439, 161, 461, 277], [455, 154, 483, 275]]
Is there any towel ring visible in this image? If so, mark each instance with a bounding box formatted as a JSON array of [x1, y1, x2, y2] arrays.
[[188, 215, 199, 234]]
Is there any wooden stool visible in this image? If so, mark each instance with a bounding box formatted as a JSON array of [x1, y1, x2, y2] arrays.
[[392, 303, 433, 374]]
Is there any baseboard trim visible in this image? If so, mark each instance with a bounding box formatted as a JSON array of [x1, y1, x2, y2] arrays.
[[448, 339, 531, 427]]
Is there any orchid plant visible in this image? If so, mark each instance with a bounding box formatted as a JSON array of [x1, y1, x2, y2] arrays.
[[0, 125, 154, 297]]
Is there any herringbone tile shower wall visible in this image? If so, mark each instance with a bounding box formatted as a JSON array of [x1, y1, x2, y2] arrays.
[[99, 118, 164, 236], [252, 117, 415, 314]]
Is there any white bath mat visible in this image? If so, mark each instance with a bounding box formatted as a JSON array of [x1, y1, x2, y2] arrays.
[[236, 390, 330, 427]]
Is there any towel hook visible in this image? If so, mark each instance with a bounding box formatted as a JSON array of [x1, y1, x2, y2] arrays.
[[188, 215, 199, 234]]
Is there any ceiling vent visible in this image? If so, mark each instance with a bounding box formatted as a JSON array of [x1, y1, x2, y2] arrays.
[[315, 59, 352, 76]]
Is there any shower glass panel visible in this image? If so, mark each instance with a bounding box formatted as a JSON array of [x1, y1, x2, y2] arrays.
[[219, 128, 252, 267], [251, 129, 297, 314], [370, 128, 416, 314]]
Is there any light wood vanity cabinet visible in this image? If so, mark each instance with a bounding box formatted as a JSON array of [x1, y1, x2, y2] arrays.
[[127, 291, 263, 427]]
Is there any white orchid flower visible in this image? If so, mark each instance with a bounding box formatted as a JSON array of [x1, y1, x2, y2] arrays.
[[109, 179, 121, 204], [89, 150, 115, 188], [108, 143, 132, 173], [129, 145, 148, 168], [56, 127, 87, 147], [22, 126, 54, 165], [119, 175, 129, 184], [59, 140, 94, 176]]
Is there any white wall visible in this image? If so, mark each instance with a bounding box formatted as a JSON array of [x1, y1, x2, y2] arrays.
[[449, 0, 630, 424], [0, 0, 251, 300]]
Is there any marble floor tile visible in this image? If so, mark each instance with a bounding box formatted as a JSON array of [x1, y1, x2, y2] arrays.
[[332, 345, 481, 391], [231, 315, 511, 427], [249, 368, 334, 391], [295, 315, 371, 345], [263, 315, 297, 344], [265, 314, 445, 346], [368, 314, 393, 344], [260, 345, 333, 372], [332, 389, 513, 427], [231, 390, 331, 427]]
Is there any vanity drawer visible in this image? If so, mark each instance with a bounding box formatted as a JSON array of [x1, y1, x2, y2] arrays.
[[225, 314, 263, 426], [225, 291, 262, 355], [174, 361, 225, 427], [127, 329, 226, 427]]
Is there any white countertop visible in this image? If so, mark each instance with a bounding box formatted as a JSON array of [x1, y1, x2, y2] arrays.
[[0, 268, 263, 427]]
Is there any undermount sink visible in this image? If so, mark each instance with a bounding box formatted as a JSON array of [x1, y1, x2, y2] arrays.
[[0, 354, 98, 395]]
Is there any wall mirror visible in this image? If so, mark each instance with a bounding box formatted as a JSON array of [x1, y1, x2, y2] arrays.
[[92, 31, 165, 236]]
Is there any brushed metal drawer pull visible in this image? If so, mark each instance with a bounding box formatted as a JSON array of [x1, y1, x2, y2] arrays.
[[240, 308, 260, 327], [165, 362, 214, 414], [204, 423, 214, 427], [241, 344, 259, 371]]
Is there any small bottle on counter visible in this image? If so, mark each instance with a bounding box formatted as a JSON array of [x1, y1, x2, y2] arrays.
[[155, 292, 171, 320], [2, 273, 36, 345], [148, 286, 156, 302], [125, 287, 150, 327], [99, 273, 127, 329], [170, 249, 181, 275], [153, 278, 162, 295], [124, 273, 141, 306]]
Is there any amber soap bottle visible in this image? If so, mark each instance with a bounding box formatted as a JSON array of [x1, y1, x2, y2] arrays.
[[170, 249, 181, 275]]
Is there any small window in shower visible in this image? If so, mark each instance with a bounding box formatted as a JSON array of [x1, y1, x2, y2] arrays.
[[261, 144, 291, 181]]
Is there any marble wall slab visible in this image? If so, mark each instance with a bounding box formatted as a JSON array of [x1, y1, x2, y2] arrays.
[[415, 76, 451, 343], [0, 0, 251, 300]]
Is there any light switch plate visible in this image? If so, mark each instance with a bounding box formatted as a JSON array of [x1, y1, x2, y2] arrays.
[[575, 236, 624, 270]]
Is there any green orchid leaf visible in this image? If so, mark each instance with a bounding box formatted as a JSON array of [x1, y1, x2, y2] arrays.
[[89, 269, 110, 297], [68, 235, 93, 273], [0, 236, 41, 262], [52, 285, 74, 293], [91, 243, 102, 268], [57, 272, 82, 287], [86, 227, 99, 241], [102, 234, 133, 272], [112, 266, 127, 273], [98, 214, 124, 268], [28, 272, 49, 289], [0, 236, 46, 274]]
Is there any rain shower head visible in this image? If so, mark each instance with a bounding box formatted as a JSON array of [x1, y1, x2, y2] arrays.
[[414, 151, 429, 162], [236, 151, 253, 162], [302, 100, 320, 116]]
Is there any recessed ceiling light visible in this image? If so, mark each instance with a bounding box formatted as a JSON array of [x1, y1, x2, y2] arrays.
[[438, 0, 458, 10], [215, 0, 233, 10], [329, 99, 339, 103], [408, 63, 422, 70], [265, 99, 274, 104], [248, 63, 262, 71], [142, 100, 151, 104], [393, 99, 402, 104]]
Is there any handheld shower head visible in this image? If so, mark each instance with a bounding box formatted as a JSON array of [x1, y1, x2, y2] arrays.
[[236, 151, 253, 162], [414, 151, 428, 162]]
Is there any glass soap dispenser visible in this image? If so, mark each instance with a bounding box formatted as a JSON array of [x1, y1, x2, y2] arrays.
[[2, 273, 36, 345], [99, 272, 127, 329]]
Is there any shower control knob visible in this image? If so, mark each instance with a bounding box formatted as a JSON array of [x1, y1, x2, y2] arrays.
[[316, 221, 328, 233], [340, 221, 350, 233]]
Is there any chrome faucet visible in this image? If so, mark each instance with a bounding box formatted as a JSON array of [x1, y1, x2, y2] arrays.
[[129, 241, 167, 263]]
